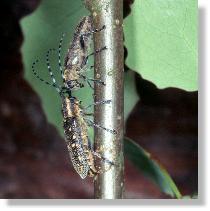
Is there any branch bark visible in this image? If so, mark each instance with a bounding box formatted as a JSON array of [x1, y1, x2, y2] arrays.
[[85, 0, 124, 199]]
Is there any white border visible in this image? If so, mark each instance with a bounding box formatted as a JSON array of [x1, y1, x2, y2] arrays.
[[0, 0, 208, 210]]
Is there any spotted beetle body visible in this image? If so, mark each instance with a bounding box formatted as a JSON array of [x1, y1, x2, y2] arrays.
[[62, 97, 97, 179]]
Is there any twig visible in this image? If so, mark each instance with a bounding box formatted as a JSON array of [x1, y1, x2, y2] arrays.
[[85, 0, 124, 199]]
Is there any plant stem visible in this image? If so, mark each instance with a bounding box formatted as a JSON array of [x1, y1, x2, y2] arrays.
[[85, 0, 124, 199]]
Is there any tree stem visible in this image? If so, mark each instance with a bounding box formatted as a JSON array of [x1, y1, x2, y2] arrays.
[[85, 0, 124, 199]]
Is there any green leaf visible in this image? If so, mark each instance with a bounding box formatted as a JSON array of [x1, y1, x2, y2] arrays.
[[20, 0, 139, 137], [20, 0, 88, 136], [124, 0, 198, 91], [124, 137, 182, 198]]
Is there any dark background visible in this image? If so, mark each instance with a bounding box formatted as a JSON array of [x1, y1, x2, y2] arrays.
[[0, 0, 197, 198]]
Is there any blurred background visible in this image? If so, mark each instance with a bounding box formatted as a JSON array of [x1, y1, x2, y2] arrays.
[[0, 0, 197, 198]]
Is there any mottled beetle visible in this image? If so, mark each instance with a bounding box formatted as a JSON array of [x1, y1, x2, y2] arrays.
[[62, 96, 113, 178], [50, 15, 106, 91], [32, 57, 115, 178]]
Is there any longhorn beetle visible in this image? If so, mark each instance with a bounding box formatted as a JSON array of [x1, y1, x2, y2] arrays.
[[49, 16, 107, 91], [62, 96, 114, 178], [32, 56, 116, 178]]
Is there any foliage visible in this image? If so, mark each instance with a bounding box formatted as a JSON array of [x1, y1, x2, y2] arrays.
[[124, 0, 197, 91], [124, 137, 182, 198]]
